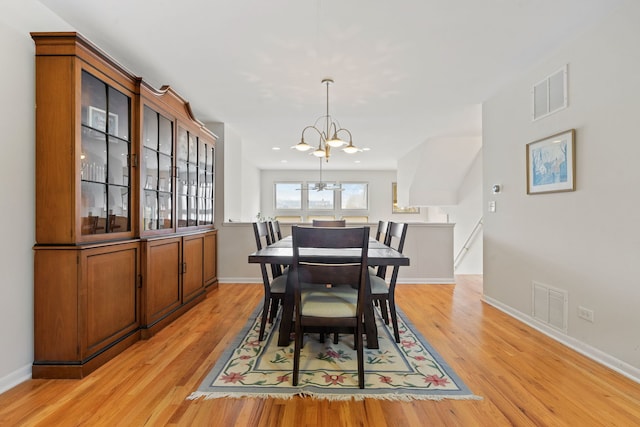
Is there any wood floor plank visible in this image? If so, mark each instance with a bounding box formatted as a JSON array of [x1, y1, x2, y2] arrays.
[[1, 277, 639, 426]]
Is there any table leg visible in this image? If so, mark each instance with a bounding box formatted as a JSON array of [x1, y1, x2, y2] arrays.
[[364, 273, 379, 349], [278, 272, 294, 346]]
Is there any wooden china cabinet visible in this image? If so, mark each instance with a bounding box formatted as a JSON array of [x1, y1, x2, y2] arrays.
[[31, 32, 217, 378], [138, 82, 217, 338]]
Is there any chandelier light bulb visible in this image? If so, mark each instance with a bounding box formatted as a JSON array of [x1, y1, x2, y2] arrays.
[[313, 147, 326, 157], [343, 143, 358, 154], [326, 134, 344, 148], [294, 139, 312, 151]]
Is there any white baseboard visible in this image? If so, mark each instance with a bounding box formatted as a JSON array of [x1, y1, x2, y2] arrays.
[[218, 277, 262, 284], [483, 295, 640, 384], [398, 278, 456, 284], [0, 363, 31, 395]]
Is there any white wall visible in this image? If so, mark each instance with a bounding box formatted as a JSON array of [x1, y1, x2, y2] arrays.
[[397, 136, 482, 206], [213, 122, 261, 223], [0, 0, 72, 393], [483, 0, 640, 380], [443, 150, 483, 274]]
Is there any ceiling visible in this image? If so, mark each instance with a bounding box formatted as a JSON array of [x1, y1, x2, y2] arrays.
[[38, 0, 621, 171]]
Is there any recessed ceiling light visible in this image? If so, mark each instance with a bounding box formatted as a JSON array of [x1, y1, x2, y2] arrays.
[[354, 160, 361, 164], [280, 159, 288, 163], [362, 147, 371, 151], [272, 146, 281, 150]]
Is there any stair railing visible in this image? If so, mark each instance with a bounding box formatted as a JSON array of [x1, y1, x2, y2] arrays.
[[454, 217, 483, 270]]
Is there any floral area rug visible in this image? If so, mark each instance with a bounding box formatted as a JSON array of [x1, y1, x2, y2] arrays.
[[188, 304, 480, 401]]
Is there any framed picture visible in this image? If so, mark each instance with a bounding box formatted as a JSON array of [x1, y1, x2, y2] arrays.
[[526, 129, 575, 194], [88, 106, 118, 135], [392, 182, 420, 214]]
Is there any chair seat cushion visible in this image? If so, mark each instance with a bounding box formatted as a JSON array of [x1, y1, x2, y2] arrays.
[[300, 286, 358, 318], [370, 274, 389, 295], [270, 274, 287, 293]]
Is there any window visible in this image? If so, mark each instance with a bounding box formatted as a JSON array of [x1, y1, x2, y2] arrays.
[[307, 185, 334, 210], [341, 183, 368, 210], [274, 181, 369, 222], [275, 182, 301, 209]]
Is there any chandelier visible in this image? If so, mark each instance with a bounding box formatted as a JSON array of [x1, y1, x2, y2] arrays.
[[293, 78, 358, 162]]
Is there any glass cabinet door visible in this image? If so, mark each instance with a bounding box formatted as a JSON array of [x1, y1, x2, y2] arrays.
[[80, 71, 131, 236], [176, 126, 215, 228], [142, 106, 174, 231], [199, 141, 215, 225], [177, 127, 189, 228], [177, 127, 200, 228]]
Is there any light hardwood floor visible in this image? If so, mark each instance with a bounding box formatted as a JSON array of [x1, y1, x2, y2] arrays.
[[1, 276, 639, 426]]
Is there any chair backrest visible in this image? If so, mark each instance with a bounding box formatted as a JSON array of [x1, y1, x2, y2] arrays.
[[253, 221, 284, 279], [312, 219, 346, 227], [378, 222, 408, 282], [385, 222, 408, 252], [269, 220, 283, 242], [292, 226, 369, 292], [375, 220, 389, 242], [252, 221, 273, 250]]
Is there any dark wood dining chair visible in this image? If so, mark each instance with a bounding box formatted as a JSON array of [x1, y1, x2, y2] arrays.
[[375, 220, 389, 242], [291, 225, 370, 389], [252, 221, 287, 340], [370, 220, 389, 310], [268, 219, 288, 278], [311, 219, 346, 227], [371, 222, 408, 343], [268, 220, 283, 242]]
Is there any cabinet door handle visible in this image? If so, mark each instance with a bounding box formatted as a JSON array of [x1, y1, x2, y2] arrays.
[[182, 262, 187, 274]]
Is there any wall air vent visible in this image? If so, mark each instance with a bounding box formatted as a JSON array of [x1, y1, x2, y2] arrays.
[[532, 281, 568, 332], [532, 65, 568, 121]]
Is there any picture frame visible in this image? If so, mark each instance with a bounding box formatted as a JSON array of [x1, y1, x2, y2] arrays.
[[391, 182, 420, 214], [88, 106, 118, 135], [526, 129, 575, 194]]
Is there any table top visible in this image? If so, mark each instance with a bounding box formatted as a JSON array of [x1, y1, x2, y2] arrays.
[[248, 236, 410, 266]]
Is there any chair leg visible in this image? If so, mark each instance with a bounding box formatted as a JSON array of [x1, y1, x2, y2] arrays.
[[292, 325, 303, 386], [389, 295, 400, 343], [268, 298, 279, 323], [259, 295, 270, 341], [378, 298, 390, 325], [356, 321, 365, 389], [333, 333, 339, 344]]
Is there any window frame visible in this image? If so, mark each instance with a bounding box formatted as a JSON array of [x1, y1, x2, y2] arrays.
[[274, 181, 303, 210], [273, 180, 369, 222]]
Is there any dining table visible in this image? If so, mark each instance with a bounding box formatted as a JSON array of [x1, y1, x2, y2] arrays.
[[248, 233, 410, 348]]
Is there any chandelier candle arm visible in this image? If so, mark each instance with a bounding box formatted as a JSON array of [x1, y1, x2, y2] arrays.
[[294, 126, 320, 151]]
